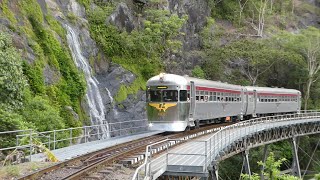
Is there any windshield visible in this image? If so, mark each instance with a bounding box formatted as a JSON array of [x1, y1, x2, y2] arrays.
[[147, 90, 178, 102]]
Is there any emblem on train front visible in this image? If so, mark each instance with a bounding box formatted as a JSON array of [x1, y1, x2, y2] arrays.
[[149, 103, 177, 116]]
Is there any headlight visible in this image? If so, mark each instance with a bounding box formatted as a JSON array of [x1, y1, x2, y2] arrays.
[[149, 123, 153, 127]]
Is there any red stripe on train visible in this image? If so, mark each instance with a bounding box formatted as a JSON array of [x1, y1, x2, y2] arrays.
[[186, 86, 298, 96], [187, 85, 241, 94]]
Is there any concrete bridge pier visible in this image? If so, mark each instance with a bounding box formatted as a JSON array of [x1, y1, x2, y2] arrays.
[[291, 136, 301, 178], [260, 144, 269, 180], [243, 149, 251, 176], [209, 161, 219, 180]]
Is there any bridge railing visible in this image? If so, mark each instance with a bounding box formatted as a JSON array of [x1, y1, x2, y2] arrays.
[[0, 119, 147, 163], [132, 138, 185, 180], [132, 110, 320, 180], [207, 111, 320, 166]]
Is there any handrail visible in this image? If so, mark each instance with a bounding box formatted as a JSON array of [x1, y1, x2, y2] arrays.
[[132, 110, 320, 180], [1, 119, 148, 163]]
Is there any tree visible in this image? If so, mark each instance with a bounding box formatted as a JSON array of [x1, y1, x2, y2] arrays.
[[223, 39, 292, 86], [276, 27, 320, 110], [0, 32, 27, 110], [246, 0, 270, 37], [22, 96, 65, 132], [241, 152, 300, 180], [192, 65, 205, 79]]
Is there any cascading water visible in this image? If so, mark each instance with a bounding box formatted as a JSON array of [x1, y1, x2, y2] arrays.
[[65, 24, 110, 139], [105, 88, 119, 118]]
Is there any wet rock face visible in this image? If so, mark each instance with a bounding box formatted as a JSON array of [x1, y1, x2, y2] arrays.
[[107, 3, 135, 32], [96, 63, 146, 123], [164, 0, 211, 75]]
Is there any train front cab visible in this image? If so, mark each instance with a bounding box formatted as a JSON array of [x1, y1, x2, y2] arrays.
[[146, 85, 190, 131]]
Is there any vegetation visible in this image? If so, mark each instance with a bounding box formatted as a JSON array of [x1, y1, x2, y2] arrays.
[[0, 0, 319, 176], [0, 32, 27, 110], [241, 152, 299, 180], [0, 0, 86, 149], [85, 1, 187, 102]]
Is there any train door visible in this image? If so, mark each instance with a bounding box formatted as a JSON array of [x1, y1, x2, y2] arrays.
[[242, 88, 248, 115], [253, 90, 257, 117], [189, 81, 196, 120]]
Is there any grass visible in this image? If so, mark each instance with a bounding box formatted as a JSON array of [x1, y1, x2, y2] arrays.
[[0, 162, 55, 179]]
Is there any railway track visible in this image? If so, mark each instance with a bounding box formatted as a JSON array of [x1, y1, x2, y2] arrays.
[[19, 123, 232, 180]]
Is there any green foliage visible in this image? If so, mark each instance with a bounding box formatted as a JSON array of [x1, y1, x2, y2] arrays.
[[0, 108, 33, 151], [22, 96, 65, 132], [0, 0, 17, 24], [114, 77, 146, 103], [17, 0, 88, 129], [22, 61, 45, 94], [192, 65, 205, 79], [4, 165, 20, 177], [87, 3, 186, 102], [0, 32, 27, 110], [241, 152, 299, 180], [27, 10, 86, 105], [20, 0, 44, 23], [67, 12, 78, 25], [45, 15, 66, 38], [209, 0, 239, 22], [77, 0, 91, 9], [203, 38, 302, 85], [275, 27, 320, 109]]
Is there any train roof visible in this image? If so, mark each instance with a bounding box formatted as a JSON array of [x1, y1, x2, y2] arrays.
[[147, 73, 242, 90], [147, 74, 188, 86], [147, 73, 300, 94], [183, 76, 242, 90], [245, 86, 300, 94]]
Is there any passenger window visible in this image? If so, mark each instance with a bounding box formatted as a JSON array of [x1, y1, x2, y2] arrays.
[[196, 96, 199, 101], [180, 90, 188, 101], [163, 90, 178, 102]]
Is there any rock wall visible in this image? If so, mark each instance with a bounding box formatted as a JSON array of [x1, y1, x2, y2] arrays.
[[0, 0, 211, 133]]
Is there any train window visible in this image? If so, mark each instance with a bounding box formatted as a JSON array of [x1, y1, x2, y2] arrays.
[[205, 91, 209, 95], [196, 91, 199, 95], [163, 90, 178, 102], [200, 96, 204, 101], [180, 90, 188, 101], [149, 90, 161, 102], [200, 91, 204, 95], [196, 96, 199, 101], [213, 95, 217, 101], [209, 95, 213, 101]]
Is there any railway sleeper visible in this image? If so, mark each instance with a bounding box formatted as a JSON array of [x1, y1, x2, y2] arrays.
[[98, 169, 113, 175], [120, 157, 139, 167], [84, 174, 103, 180]]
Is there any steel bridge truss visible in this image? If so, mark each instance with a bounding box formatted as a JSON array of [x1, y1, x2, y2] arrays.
[[132, 111, 320, 180]]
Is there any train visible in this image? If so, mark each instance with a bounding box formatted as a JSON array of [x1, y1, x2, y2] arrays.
[[146, 73, 301, 131]]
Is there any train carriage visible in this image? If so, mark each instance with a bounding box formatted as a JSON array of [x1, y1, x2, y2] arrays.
[[146, 73, 301, 132]]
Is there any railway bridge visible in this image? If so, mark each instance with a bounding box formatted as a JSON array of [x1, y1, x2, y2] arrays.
[[133, 111, 320, 180]]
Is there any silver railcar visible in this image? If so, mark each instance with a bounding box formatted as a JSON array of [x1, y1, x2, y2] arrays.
[[146, 73, 301, 132]]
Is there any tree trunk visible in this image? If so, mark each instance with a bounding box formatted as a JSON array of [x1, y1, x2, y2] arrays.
[[304, 77, 313, 110]]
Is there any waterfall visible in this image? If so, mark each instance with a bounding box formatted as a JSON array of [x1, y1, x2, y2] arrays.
[[105, 88, 119, 118], [65, 24, 110, 139]]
